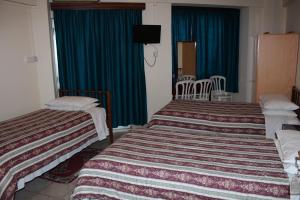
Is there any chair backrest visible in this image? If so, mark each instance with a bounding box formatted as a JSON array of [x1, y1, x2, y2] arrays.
[[193, 79, 212, 101], [175, 80, 194, 100], [210, 75, 226, 92], [179, 75, 196, 81]]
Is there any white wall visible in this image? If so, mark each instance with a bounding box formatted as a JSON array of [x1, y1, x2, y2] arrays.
[[286, 0, 300, 32], [31, 0, 55, 106], [0, 0, 54, 121], [0, 0, 40, 121], [4, 0, 37, 6], [286, 0, 300, 88], [143, 3, 172, 120], [262, 0, 286, 34], [235, 7, 249, 102]]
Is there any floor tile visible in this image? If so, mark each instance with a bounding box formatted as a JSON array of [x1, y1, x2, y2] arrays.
[[63, 186, 74, 200], [24, 178, 52, 193], [64, 194, 72, 200], [70, 179, 78, 187], [89, 139, 110, 149], [39, 182, 70, 198], [15, 189, 36, 200], [28, 194, 57, 200]]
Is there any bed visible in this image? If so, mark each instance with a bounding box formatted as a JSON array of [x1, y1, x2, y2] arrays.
[[72, 128, 290, 200], [149, 89, 300, 139], [292, 86, 300, 119], [149, 100, 266, 138], [0, 89, 113, 200], [71, 88, 300, 200]]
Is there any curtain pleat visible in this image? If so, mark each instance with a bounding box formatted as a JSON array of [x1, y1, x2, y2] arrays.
[[54, 9, 147, 127], [171, 8, 194, 86], [172, 7, 240, 92]]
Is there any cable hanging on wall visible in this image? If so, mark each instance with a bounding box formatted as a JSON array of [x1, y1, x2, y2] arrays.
[[144, 44, 158, 67], [133, 24, 161, 67]]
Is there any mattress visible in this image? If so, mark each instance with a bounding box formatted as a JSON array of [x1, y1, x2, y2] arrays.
[[274, 139, 300, 200], [264, 115, 300, 139], [149, 100, 266, 137], [0, 108, 105, 200], [72, 128, 290, 200]]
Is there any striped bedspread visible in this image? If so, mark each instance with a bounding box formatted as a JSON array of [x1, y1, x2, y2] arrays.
[[149, 100, 266, 137], [72, 128, 290, 200], [0, 109, 98, 200]]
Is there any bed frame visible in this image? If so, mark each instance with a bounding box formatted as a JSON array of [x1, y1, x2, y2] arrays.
[[58, 89, 113, 144], [292, 86, 300, 119]]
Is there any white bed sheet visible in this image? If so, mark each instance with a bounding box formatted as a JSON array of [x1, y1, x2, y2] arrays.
[[274, 139, 300, 200], [264, 115, 300, 139], [16, 107, 109, 190], [85, 107, 109, 140]]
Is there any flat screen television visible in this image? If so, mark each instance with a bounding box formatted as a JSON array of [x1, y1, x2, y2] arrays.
[[133, 25, 161, 44]]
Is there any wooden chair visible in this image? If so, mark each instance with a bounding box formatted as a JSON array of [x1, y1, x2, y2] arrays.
[[193, 79, 211, 101], [175, 80, 194, 100]]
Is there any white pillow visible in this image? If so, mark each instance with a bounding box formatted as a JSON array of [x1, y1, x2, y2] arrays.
[[262, 109, 297, 117], [276, 130, 300, 165], [46, 103, 99, 111], [260, 94, 299, 110], [46, 96, 98, 108], [285, 118, 300, 125]]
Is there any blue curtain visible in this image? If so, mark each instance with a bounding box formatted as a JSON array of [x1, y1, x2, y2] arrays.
[[171, 8, 194, 85], [172, 7, 240, 92], [54, 9, 147, 127]]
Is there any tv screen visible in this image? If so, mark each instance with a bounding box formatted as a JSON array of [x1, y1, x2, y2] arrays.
[[133, 25, 161, 44]]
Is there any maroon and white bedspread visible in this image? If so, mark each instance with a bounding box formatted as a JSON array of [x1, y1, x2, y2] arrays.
[[0, 109, 98, 200], [72, 128, 290, 200], [149, 100, 266, 137]]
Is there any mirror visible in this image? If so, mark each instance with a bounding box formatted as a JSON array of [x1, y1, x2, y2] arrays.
[[177, 41, 196, 81]]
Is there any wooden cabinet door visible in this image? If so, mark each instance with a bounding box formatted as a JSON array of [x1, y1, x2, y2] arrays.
[[182, 42, 196, 76], [256, 33, 299, 102]]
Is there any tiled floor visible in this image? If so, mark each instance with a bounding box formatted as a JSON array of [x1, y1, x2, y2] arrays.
[[15, 178, 75, 200], [15, 132, 125, 200]]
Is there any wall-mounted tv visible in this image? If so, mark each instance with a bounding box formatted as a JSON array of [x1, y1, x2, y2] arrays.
[[133, 25, 161, 44]]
